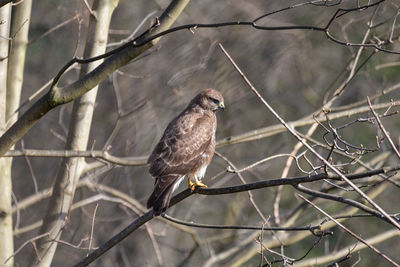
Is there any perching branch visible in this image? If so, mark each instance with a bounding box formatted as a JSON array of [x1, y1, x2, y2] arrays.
[[74, 165, 399, 266], [3, 1, 400, 266]]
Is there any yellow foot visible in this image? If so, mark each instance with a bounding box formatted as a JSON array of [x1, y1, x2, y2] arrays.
[[188, 177, 207, 191], [194, 180, 207, 188], [188, 179, 195, 191]]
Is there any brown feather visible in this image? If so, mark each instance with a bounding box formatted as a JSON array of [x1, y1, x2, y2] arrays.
[[148, 113, 215, 177], [146, 174, 180, 215], [147, 89, 224, 215]]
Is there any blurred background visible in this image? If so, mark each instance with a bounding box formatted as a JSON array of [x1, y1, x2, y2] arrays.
[[6, 0, 400, 266]]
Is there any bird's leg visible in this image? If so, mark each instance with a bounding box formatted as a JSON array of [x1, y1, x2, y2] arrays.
[[187, 175, 196, 191], [193, 175, 207, 188], [187, 174, 207, 191]]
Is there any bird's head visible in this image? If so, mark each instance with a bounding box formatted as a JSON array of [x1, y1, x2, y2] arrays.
[[193, 88, 225, 112]]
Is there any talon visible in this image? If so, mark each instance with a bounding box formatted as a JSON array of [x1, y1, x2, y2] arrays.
[[188, 179, 195, 191], [194, 175, 207, 188], [194, 180, 207, 188], [188, 175, 207, 190]]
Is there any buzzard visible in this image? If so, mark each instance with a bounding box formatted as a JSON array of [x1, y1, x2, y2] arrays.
[[147, 89, 225, 215]]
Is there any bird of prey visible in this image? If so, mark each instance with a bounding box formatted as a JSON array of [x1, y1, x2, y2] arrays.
[[147, 88, 225, 216]]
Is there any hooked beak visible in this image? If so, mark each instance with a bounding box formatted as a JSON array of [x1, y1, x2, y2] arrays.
[[219, 101, 225, 111]]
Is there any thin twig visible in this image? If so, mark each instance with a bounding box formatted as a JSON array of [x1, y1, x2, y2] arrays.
[[20, 140, 39, 193], [162, 214, 324, 234], [367, 96, 400, 160], [1, 233, 50, 267], [294, 184, 397, 225], [218, 42, 400, 230], [82, 0, 97, 19], [215, 151, 267, 221], [87, 204, 99, 255], [297, 194, 400, 267], [107, 10, 159, 47], [28, 14, 80, 45]]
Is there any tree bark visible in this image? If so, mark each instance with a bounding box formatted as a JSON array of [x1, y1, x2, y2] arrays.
[[31, 1, 119, 266], [0, 3, 12, 267], [7, 0, 31, 125], [0, 1, 33, 265], [0, 0, 190, 156]]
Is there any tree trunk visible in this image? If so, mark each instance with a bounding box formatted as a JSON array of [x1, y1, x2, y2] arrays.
[[32, 1, 119, 266], [0, 3, 12, 267]]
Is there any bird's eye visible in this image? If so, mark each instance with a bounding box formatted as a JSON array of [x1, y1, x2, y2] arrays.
[[209, 97, 219, 104]]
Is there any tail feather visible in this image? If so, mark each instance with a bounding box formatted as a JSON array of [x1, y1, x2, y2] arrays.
[[147, 175, 180, 216]]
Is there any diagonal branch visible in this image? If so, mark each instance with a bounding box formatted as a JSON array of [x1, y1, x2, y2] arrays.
[[74, 165, 400, 266], [0, 0, 190, 156], [368, 96, 400, 160], [294, 184, 393, 224], [0, 0, 393, 157], [297, 194, 400, 267], [292, 229, 400, 267], [0, 0, 11, 8], [217, 42, 400, 230]]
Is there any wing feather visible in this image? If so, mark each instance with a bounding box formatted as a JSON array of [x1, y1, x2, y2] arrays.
[[148, 110, 216, 177], [146, 174, 180, 215], [147, 89, 223, 216]]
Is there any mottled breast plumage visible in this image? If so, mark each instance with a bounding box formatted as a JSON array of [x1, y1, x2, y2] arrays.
[[148, 108, 216, 177], [147, 88, 224, 215]]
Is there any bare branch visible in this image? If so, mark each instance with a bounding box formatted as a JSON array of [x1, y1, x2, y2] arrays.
[[297, 194, 400, 267], [163, 214, 329, 236], [218, 42, 400, 230], [368, 97, 400, 160], [4, 149, 148, 166], [87, 204, 98, 255], [74, 164, 399, 266]]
